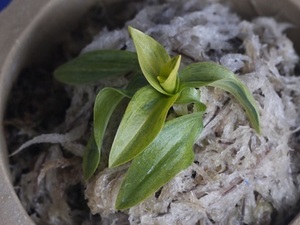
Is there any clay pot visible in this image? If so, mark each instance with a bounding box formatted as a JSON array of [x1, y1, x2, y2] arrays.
[[0, 0, 299, 224]]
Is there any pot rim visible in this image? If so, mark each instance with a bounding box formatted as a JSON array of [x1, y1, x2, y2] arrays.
[[0, 0, 99, 224]]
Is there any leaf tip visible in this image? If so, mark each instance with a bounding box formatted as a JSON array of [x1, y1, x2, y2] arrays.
[[115, 185, 139, 210], [83, 169, 93, 181], [82, 134, 101, 181], [115, 198, 130, 211], [128, 26, 139, 38]]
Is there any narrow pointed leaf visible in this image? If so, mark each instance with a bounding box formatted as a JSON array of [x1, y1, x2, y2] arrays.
[[109, 85, 179, 168], [179, 62, 236, 88], [83, 134, 99, 180], [129, 26, 170, 95], [91, 78, 148, 180], [115, 112, 203, 210], [158, 55, 181, 94], [179, 62, 260, 133], [54, 50, 140, 85], [209, 78, 260, 133], [93, 87, 130, 155]]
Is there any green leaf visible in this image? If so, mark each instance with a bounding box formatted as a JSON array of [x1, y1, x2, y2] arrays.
[[210, 78, 260, 133], [158, 55, 181, 94], [179, 61, 236, 88], [109, 85, 179, 168], [115, 112, 203, 210], [91, 77, 148, 180], [179, 62, 260, 133], [54, 50, 140, 85], [83, 134, 99, 180], [176, 88, 206, 112], [94, 87, 128, 150], [128, 26, 171, 95]]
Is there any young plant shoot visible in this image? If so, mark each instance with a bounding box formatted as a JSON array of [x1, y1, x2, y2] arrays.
[[54, 26, 260, 210]]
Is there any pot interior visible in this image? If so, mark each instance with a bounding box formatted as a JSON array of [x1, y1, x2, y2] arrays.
[[1, 0, 300, 224]]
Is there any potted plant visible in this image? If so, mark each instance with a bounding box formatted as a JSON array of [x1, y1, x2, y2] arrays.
[[2, 0, 300, 225]]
